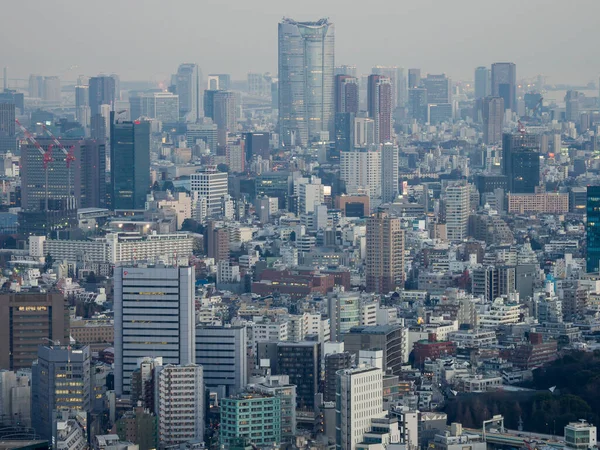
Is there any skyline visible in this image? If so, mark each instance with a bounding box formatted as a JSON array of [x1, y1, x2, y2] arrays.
[[0, 0, 599, 86]]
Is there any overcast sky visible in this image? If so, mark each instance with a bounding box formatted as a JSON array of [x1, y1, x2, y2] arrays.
[[1, 0, 598, 86]]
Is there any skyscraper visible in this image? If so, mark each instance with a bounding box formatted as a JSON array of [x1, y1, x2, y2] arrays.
[[491, 63, 517, 112], [114, 265, 196, 396], [445, 183, 470, 241], [340, 147, 380, 199], [110, 114, 151, 210], [278, 18, 335, 146], [0, 291, 69, 370], [367, 75, 393, 144], [335, 75, 359, 114], [586, 186, 600, 273], [482, 96, 504, 145], [207, 73, 231, 90], [372, 66, 400, 109], [474, 66, 491, 100], [381, 143, 399, 203], [190, 166, 228, 217], [408, 68, 421, 89], [43, 76, 61, 103], [423, 74, 451, 104], [366, 211, 405, 293], [0, 102, 16, 153], [129, 92, 179, 123], [31, 345, 91, 441], [176, 63, 200, 122], [89, 75, 116, 115], [408, 88, 428, 123], [334, 112, 355, 153], [335, 65, 357, 77], [502, 132, 540, 193]]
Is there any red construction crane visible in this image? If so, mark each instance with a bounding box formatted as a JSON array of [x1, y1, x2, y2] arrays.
[[40, 124, 76, 201], [15, 119, 53, 211]]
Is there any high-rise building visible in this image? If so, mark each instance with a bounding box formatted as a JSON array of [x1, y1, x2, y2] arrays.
[[248, 72, 273, 97], [43, 76, 61, 103], [366, 211, 405, 293], [445, 183, 470, 241], [482, 96, 504, 145], [176, 63, 200, 122], [367, 75, 393, 145], [335, 365, 384, 450], [324, 351, 352, 402], [328, 292, 361, 341], [491, 63, 516, 112], [110, 115, 151, 210], [335, 65, 357, 77], [275, 341, 320, 410], [278, 18, 335, 147], [195, 325, 247, 398], [335, 75, 359, 114], [75, 85, 90, 126], [0, 292, 69, 371], [154, 364, 204, 448], [340, 147, 381, 199], [29, 74, 44, 98], [251, 375, 297, 440], [207, 73, 231, 91], [186, 122, 218, 152], [79, 139, 107, 208], [423, 74, 451, 105], [205, 221, 230, 263], [381, 143, 399, 203], [408, 88, 428, 123], [586, 186, 600, 273], [372, 66, 401, 109], [353, 117, 375, 148], [502, 132, 540, 193], [474, 67, 491, 100], [243, 132, 270, 161], [0, 102, 16, 153], [342, 325, 408, 375], [190, 166, 228, 217], [129, 92, 179, 123], [213, 90, 237, 144], [408, 69, 421, 89], [89, 75, 116, 115], [335, 112, 355, 153], [114, 266, 196, 396], [31, 345, 91, 441], [220, 394, 281, 448]]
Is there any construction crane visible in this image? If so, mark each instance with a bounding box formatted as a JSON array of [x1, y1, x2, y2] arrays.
[[517, 120, 526, 135], [40, 124, 76, 203], [15, 119, 53, 211]]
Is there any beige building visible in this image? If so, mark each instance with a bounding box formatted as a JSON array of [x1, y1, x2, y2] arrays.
[[70, 319, 114, 349], [507, 192, 569, 214], [366, 211, 405, 294]]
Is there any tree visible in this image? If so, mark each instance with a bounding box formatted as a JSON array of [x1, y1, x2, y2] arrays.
[[44, 253, 54, 272], [216, 163, 229, 173]]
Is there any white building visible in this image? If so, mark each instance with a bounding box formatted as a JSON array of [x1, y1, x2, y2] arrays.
[[478, 297, 521, 328], [114, 266, 195, 396], [445, 183, 470, 241], [0, 369, 31, 427], [328, 291, 361, 341], [336, 365, 385, 450], [360, 302, 378, 327], [154, 364, 204, 447], [190, 166, 228, 218], [381, 143, 399, 203], [217, 260, 241, 284], [341, 148, 381, 200], [298, 177, 325, 215]]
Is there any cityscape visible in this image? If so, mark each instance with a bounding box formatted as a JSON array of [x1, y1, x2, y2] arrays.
[[1, 4, 600, 450]]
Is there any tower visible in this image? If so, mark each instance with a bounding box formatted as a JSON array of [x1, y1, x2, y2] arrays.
[[335, 75, 359, 114], [445, 183, 470, 241], [278, 18, 335, 147], [367, 75, 393, 144], [366, 211, 404, 293], [482, 96, 504, 145], [491, 63, 516, 112], [89, 75, 116, 115], [502, 132, 541, 193], [474, 66, 491, 100], [381, 143, 399, 203], [175, 63, 200, 122]]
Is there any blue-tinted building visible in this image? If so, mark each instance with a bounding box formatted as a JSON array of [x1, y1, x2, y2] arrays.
[[586, 186, 600, 273]]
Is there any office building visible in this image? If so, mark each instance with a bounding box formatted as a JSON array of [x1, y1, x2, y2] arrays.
[[129, 92, 179, 123], [564, 421, 597, 450], [328, 292, 361, 341], [29, 74, 44, 98], [207, 73, 231, 91], [423, 74, 451, 105], [335, 65, 357, 77], [381, 143, 399, 203], [324, 352, 352, 402], [175, 63, 200, 122], [251, 375, 296, 440], [408, 69, 421, 89], [195, 325, 247, 398], [335, 75, 359, 114], [502, 132, 540, 193], [114, 266, 195, 395], [186, 122, 218, 152], [190, 166, 228, 217], [474, 67, 490, 100], [42, 76, 61, 103], [491, 62, 516, 112], [248, 72, 273, 97], [244, 132, 270, 161], [154, 364, 204, 448], [586, 186, 600, 273], [482, 96, 504, 145], [429, 103, 453, 124], [367, 75, 393, 144], [31, 345, 91, 441], [343, 325, 408, 374], [409, 88, 428, 123], [366, 211, 405, 293], [353, 117, 375, 148], [276, 341, 320, 410], [110, 115, 151, 210], [278, 18, 335, 146], [340, 147, 380, 199], [0, 292, 69, 371], [445, 184, 470, 241], [204, 220, 230, 263], [220, 394, 281, 448], [0, 102, 16, 153], [336, 365, 384, 450], [115, 406, 158, 450], [335, 112, 355, 153], [0, 370, 31, 427], [89, 75, 116, 115]]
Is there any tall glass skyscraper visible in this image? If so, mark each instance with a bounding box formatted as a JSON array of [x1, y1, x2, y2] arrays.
[[278, 18, 334, 147], [176, 63, 200, 122], [491, 62, 517, 112], [586, 186, 600, 273]]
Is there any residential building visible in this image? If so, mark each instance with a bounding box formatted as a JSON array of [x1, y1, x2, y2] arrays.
[[482, 96, 504, 145], [335, 75, 359, 114], [381, 143, 399, 203], [367, 75, 393, 144], [507, 192, 569, 214], [343, 325, 408, 375], [115, 406, 158, 450], [114, 266, 195, 396], [341, 147, 381, 199], [190, 166, 228, 218], [324, 352, 352, 402], [366, 211, 405, 293], [445, 184, 470, 241]]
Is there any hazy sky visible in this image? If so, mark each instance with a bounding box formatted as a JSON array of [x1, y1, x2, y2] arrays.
[[2, 0, 599, 86]]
